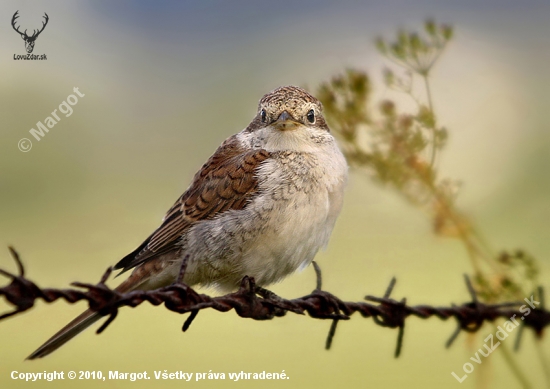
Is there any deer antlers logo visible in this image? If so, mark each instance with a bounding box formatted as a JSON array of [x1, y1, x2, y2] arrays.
[[11, 11, 49, 54]]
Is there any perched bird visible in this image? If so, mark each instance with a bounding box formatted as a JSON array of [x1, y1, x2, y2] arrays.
[[27, 85, 348, 359]]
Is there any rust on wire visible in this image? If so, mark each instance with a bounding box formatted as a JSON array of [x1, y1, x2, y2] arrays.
[[1, 248, 549, 357]]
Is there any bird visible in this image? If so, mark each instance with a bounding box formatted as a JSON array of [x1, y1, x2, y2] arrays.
[[27, 85, 348, 359]]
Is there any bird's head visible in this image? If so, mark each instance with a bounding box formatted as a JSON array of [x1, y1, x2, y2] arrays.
[[244, 86, 334, 152]]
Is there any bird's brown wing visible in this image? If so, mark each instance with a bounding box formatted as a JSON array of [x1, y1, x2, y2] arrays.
[[114, 136, 270, 273]]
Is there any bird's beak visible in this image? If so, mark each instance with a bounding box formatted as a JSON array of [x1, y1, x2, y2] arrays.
[[274, 111, 300, 131]]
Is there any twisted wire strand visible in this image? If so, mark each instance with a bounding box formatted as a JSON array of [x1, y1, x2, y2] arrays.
[[1, 247, 548, 357]]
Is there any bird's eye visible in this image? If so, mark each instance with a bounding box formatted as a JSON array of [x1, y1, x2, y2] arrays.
[[306, 109, 315, 124], [260, 109, 267, 123]]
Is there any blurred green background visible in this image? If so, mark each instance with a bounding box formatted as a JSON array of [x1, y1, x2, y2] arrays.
[[1, 1, 549, 388]]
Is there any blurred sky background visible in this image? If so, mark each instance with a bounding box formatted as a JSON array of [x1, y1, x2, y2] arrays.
[[1, 1, 549, 388]]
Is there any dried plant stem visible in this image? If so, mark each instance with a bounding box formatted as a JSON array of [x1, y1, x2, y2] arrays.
[[423, 75, 438, 167], [318, 19, 547, 386], [497, 338, 533, 389]]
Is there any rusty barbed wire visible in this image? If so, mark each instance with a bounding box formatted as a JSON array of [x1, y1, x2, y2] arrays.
[[1, 247, 549, 357]]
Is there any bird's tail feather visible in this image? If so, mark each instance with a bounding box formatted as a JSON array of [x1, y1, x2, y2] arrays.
[[26, 255, 174, 360], [26, 271, 138, 360], [26, 309, 103, 360]]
